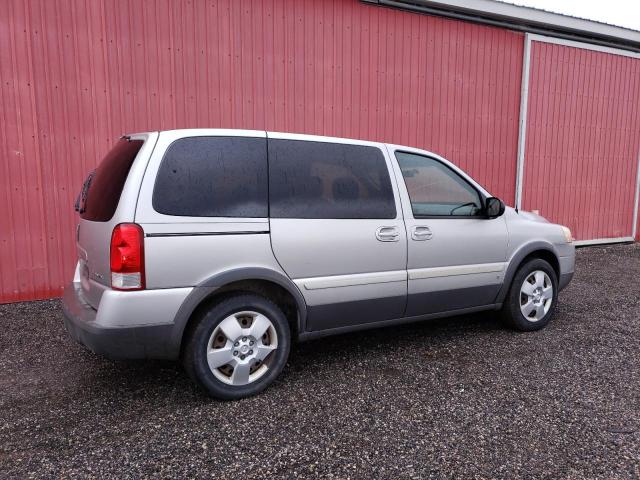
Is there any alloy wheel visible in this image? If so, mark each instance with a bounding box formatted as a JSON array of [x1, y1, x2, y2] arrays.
[[519, 270, 553, 322], [206, 311, 278, 386]]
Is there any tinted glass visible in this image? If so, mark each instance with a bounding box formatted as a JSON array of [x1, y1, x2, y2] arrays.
[[153, 136, 268, 217], [269, 139, 396, 219], [396, 152, 482, 217], [80, 139, 144, 222]]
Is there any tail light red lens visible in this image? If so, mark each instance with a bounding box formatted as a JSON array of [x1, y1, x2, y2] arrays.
[[110, 223, 145, 290]]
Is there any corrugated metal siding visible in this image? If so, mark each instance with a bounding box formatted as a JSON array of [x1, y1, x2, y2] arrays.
[[0, 0, 524, 303], [522, 41, 640, 241]]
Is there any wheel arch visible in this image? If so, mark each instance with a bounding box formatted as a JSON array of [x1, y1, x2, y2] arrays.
[[496, 242, 561, 304], [169, 267, 307, 357]]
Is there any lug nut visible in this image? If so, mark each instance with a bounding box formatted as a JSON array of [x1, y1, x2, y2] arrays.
[[234, 341, 239, 347], [242, 337, 247, 342], [240, 354, 246, 360], [233, 351, 238, 356], [248, 350, 253, 355], [249, 341, 254, 346]]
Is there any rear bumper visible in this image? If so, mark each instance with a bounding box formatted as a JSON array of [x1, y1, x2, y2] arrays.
[[62, 283, 188, 360]]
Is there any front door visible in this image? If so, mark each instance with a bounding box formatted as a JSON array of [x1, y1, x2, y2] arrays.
[[268, 134, 407, 331], [390, 149, 508, 317]]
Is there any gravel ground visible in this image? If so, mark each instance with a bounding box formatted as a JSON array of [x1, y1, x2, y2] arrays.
[[1, 244, 639, 479]]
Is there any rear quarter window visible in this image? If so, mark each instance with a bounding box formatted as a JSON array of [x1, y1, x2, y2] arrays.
[[80, 139, 144, 222], [153, 136, 268, 218]]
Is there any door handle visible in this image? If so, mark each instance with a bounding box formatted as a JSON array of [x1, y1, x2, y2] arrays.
[[376, 226, 400, 242], [412, 226, 433, 241]]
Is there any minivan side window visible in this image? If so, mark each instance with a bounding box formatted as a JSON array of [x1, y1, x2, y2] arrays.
[[153, 136, 268, 217], [395, 152, 483, 217], [269, 139, 396, 219], [80, 139, 144, 222]]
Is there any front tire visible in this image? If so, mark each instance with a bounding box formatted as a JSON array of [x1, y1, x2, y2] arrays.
[[182, 294, 291, 400], [500, 258, 558, 331]]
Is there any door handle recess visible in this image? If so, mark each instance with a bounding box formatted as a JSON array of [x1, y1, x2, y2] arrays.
[[376, 226, 400, 242], [412, 226, 433, 241]]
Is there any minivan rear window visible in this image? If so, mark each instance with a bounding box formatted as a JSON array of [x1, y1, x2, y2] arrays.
[[79, 139, 144, 222], [153, 136, 268, 218]]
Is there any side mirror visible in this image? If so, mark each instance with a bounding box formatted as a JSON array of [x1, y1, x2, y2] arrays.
[[485, 197, 505, 218]]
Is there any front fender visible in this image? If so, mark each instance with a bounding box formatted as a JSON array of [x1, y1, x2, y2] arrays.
[[495, 241, 561, 304]]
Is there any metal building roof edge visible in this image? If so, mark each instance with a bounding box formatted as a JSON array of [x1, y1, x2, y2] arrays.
[[364, 0, 640, 51]]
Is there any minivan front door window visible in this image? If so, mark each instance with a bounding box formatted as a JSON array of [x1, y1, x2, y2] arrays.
[[396, 152, 482, 217]]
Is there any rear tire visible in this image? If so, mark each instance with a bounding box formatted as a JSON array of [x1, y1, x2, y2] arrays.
[[182, 294, 291, 400], [500, 258, 558, 331]]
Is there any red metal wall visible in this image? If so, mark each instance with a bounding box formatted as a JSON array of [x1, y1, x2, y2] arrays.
[[522, 41, 640, 241], [0, 0, 525, 303]]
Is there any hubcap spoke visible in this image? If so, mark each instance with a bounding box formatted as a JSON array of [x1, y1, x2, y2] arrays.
[[218, 315, 243, 341], [521, 281, 536, 296], [542, 286, 553, 300], [535, 303, 545, 319], [249, 314, 271, 339], [207, 346, 235, 370], [230, 361, 252, 385], [521, 299, 536, 316], [534, 271, 545, 288], [255, 343, 276, 362]]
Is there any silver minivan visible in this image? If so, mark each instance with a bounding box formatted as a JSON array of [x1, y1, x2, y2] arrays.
[[63, 129, 575, 399]]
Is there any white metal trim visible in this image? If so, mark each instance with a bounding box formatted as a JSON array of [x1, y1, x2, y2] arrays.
[[573, 237, 634, 247], [514, 33, 532, 211], [295, 270, 407, 290], [528, 34, 640, 60], [408, 262, 506, 280], [632, 147, 640, 240], [401, 1, 640, 45]]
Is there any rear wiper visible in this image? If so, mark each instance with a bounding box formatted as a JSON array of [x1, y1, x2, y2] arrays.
[[75, 170, 95, 213]]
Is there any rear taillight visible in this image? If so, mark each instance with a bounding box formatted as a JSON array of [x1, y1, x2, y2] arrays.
[[110, 223, 145, 290]]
